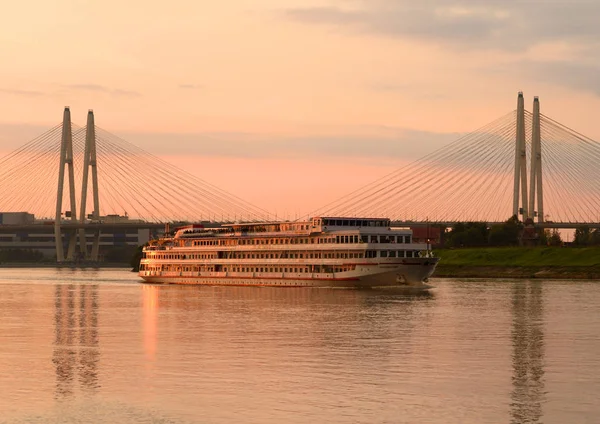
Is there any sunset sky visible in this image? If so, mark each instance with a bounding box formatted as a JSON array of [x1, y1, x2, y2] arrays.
[[2, 0, 600, 216]]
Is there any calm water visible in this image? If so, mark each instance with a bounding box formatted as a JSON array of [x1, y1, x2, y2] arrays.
[[0, 269, 599, 423]]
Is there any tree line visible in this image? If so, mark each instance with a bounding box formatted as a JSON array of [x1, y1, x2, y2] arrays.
[[444, 216, 600, 248]]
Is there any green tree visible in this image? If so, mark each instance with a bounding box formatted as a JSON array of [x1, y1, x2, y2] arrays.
[[130, 245, 145, 271], [0, 248, 44, 262], [103, 245, 138, 263], [548, 229, 563, 246], [539, 229, 550, 246], [574, 226, 591, 246], [592, 229, 600, 246], [488, 215, 522, 246], [447, 222, 489, 247]]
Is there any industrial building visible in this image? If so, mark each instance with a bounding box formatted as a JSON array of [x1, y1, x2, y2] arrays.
[[0, 211, 152, 260]]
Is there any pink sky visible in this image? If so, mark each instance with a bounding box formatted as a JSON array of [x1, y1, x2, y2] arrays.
[[1, 1, 600, 216]]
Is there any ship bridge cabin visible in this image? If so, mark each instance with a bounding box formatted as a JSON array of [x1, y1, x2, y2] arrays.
[[312, 217, 391, 231]]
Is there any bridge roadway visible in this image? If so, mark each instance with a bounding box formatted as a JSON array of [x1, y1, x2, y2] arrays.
[[1, 220, 598, 235], [0, 222, 165, 234], [0, 221, 227, 235], [390, 221, 600, 229]]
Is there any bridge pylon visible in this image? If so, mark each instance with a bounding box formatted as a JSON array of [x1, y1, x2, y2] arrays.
[[512, 92, 529, 220], [54, 107, 79, 262], [78, 110, 101, 261], [528, 97, 544, 223]]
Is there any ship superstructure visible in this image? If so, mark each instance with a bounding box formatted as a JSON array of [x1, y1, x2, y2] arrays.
[[139, 217, 438, 287]]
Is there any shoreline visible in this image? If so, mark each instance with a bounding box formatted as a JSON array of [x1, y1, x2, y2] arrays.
[[0, 262, 131, 269], [433, 265, 600, 280], [1, 264, 598, 280]]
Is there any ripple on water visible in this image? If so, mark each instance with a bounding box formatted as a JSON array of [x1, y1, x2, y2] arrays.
[[1, 270, 599, 423]]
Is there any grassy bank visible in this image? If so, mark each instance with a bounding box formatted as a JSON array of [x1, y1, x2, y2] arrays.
[[433, 247, 600, 279]]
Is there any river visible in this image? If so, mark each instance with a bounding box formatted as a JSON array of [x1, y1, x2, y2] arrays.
[[0, 268, 598, 423]]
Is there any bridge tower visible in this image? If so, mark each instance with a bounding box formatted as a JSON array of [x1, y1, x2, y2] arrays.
[[54, 107, 79, 262], [528, 97, 544, 223], [78, 110, 101, 261], [512, 92, 529, 219]]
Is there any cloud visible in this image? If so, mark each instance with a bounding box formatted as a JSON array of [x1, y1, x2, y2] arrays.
[[522, 61, 600, 96], [112, 88, 142, 97], [284, 1, 600, 52], [367, 82, 449, 100], [122, 127, 460, 160], [0, 88, 45, 96], [178, 84, 203, 90], [0, 121, 459, 161], [62, 84, 141, 97]]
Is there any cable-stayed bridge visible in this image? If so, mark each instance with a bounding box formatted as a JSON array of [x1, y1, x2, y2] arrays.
[[312, 94, 600, 226], [1, 93, 599, 262]]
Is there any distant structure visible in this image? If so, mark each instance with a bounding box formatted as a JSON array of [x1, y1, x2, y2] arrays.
[[52, 107, 145, 262], [78, 110, 101, 261], [513, 93, 544, 223], [529, 97, 544, 223], [54, 107, 78, 262], [0, 211, 151, 258]]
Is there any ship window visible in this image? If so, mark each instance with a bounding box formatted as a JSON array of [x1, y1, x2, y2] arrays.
[[380, 251, 388, 258], [406, 251, 413, 258], [370, 235, 378, 243], [406, 236, 411, 243]]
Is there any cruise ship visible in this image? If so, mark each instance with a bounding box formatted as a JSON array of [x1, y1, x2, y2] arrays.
[[139, 217, 439, 288]]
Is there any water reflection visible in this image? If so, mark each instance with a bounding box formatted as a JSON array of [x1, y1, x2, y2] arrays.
[[140, 284, 435, 371], [511, 281, 546, 423], [53, 284, 99, 399], [142, 285, 159, 363]]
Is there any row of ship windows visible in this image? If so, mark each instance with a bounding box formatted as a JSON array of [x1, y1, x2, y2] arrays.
[[141, 264, 356, 273], [190, 235, 411, 247], [146, 250, 421, 260]]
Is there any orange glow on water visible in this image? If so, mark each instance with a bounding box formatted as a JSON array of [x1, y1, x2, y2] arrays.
[[143, 285, 159, 363]]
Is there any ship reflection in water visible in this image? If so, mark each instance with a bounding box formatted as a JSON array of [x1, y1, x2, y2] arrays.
[[511, 282, 546, 424], [53, 283, 100, 398]]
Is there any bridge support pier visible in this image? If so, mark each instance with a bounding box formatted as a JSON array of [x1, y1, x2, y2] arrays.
[[54, 107, 79, 262]]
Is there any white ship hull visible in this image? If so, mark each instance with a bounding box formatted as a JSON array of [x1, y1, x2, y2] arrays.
[[139, 258, 438, 288]]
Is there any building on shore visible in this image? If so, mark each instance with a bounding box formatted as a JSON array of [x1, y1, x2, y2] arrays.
[[0, 211, 152, 260]]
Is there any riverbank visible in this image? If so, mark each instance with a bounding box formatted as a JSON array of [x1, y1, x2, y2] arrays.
[[0, 262, 130, 269], [433, 247, 600, 279]]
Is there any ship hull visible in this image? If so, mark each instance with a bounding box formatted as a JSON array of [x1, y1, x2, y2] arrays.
[[139, 258, 438, 288]]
